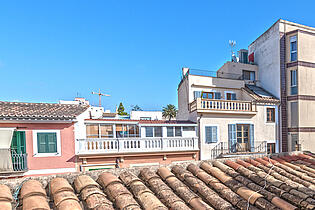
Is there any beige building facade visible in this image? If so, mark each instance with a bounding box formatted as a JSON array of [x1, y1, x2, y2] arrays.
[[249, 19, 315, 152], [177, 63, 280, 160]]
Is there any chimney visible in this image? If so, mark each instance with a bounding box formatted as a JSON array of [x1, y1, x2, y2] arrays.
[[182, 67, 190, 77]]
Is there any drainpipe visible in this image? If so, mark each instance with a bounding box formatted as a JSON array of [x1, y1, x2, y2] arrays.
[[197, 114, 202, 160]]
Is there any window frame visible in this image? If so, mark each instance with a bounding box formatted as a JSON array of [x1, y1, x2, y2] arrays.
[[145, 126, 163, 137], [33, 130, 61, 157], [290, 35, 297, 62], [204, 125, 218, 144], [290, 70, 298, 95], [266, 107, 275, 123], [225, 91, 237, 100], [242, 70, 256, 81]]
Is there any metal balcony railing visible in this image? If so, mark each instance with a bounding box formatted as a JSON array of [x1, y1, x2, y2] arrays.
[[11, 152, 28, 171], [210, 141, 267, 159]]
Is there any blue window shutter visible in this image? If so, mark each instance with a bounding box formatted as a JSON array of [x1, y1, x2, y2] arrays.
[[205, 126, 212, 144], [212, 126, 218, 143], [249, 124, 255, 152], [231, 93, 237, 100], [194, 91, 201, 99], [214, 92, 221, 99], [228, 124, 236, 152]]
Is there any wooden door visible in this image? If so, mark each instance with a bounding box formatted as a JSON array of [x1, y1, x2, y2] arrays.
[[236, 124, 250, 152]]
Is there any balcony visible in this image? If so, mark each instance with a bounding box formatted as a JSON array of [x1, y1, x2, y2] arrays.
[[77, 137, 199, 155], [11, 152, 28, 171], [190, 98, 256, 114]]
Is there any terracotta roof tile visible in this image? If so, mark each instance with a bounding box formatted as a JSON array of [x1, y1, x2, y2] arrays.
[[1, 152, 315, 209], [85, 118, 196, 124], [0, 101, 88, 121]]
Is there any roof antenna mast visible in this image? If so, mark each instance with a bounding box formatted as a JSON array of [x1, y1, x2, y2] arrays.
[[91, 89, 110, 107], [229, 40, 237, 62]]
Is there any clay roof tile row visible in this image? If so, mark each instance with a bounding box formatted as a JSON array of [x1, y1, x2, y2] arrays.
[[1, 152, 315, 209], [0, 101, 88, 121]]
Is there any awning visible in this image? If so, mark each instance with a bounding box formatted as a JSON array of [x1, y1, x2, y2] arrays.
[[0, 128, 15, 171], [0, 128, 15, 149]]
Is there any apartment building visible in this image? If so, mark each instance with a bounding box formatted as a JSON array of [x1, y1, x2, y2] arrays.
[[75, 119, 198, 170], [249, 19, 315, 152], [177, 62, 280, 160]]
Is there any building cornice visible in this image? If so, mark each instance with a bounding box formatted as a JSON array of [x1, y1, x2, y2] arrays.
[[286, 61, 315, 68], [287, 95, 315, 101], [288, 127, 315, 132]]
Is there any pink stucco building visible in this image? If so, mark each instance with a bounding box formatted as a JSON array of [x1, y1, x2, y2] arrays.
[[0, 101, 88, 177]]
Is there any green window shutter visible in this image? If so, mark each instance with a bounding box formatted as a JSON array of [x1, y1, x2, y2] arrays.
[[47, 133, 57, 153], [37, 133, 47, 153], [37, 132, 57, 153]]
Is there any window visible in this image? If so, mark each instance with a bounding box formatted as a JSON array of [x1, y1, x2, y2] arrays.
[[242, 70, 255, 80], [205, 126, 218, 143], [291, 102, 298, 127], [290, 36, 297, 62], [202, 92, 221, 100], [214, 92, 221, 99], [226, 93, 236, 100], [167, 127, 174, 137], [86, 124, 99, 138], [291, 134, 299, 151], [266, 108, 275, 122], [86, 124, 114, 138], [140, 117, 151, 120], [194, 91, 202, 99], [267, 143, 276, 154], [116, 124, 139, 138], [33, 130, 61, 156], [37, 133, 57, 153], [202, 92, 214, 99], [145, 127, 162, 137], [145, 127, 153, 137], [183, 126, 195, 131], [175, 127, 182, 137], [154, 127, 162, 137], [290, 70, 297, 95], [100, 125, 113, 138]]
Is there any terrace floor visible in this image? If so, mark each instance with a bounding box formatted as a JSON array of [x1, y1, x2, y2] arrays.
[[0, 152, 314, 209]]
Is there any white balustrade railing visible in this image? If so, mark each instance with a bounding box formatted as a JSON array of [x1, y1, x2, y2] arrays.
[[190, 98, 255, 112], [77, 137, 199, 154]]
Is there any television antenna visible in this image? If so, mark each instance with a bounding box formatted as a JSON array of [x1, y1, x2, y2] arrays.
[[229, 40, 237, 62], [91, 89, 110, 107]]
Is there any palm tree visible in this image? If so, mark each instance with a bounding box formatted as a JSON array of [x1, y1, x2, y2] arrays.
[[162, 104, 177, 121]]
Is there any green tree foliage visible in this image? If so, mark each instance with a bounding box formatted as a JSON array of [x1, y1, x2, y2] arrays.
[[117, 102, 128, 115], [162, 104, 177, 121], [131, 105, 142, 111]]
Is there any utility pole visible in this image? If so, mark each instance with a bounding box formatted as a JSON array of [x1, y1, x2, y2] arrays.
[[91, 89, 110, 107]]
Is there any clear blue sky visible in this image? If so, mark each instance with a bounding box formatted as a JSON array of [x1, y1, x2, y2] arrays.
[[1, 0, 314, 112]]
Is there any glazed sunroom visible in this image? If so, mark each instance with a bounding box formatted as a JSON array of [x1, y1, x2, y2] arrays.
[[77, 120, 199, 155]]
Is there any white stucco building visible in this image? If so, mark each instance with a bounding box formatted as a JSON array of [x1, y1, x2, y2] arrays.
[[177, 62, 280, 160]]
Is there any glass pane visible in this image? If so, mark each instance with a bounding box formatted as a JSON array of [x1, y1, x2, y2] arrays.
[[86, 124, 99, 138], [183, 126, 195, 131], [167, 127, 174, 137], [237, 138, 242, 143], [175, 127, 182, 137], [291, 52, 297, 62], [145, 127, 153, 137], [100, 125, 113, 138], [154, 127, 162, 137], [116, 124, 124, 138]]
